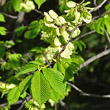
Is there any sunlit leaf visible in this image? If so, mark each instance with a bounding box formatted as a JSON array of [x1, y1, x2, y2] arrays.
[[34, 0, 46, 9], [0, 14, 5, 22], [31, 71, 50, 106], [7, 87, 20, 105], [16, 63, 39, 77], [43, 68, 66, 97]]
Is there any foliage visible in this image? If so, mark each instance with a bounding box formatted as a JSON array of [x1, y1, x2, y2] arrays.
[[0, 0, 110, 110]]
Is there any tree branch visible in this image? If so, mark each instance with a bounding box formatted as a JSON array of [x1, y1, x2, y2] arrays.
[[0, 100, 23, 108], [34, 9, 44, 16], [104, 29, 110, 44], [0, 96, 31, 108], [17, 95, 31, 110], [72, 30, 96, 43], [67, 82, 110, 98], [90, 0, 107, 13], [1, 12, 17, 19], [80, 48, 110, 69]]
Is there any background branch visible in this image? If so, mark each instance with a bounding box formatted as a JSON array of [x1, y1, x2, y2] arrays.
[[72, 30, 96, 43], [80, 48, 110, 69], [0, 96, 31, 108], [67, 81, 110, 98], [104, 29, 110, 44], [90, 0, 107, 13], [1, 12, 17, 19]]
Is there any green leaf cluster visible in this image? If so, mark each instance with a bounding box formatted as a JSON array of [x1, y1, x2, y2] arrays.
[[24, 20, 41, 39], [90, 14, 110, 35], [7, 67, 66, 107], [0, 0, 94, 109]]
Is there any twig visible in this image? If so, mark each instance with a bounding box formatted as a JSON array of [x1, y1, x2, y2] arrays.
[[80, 48, 110, 69], [17, 95, 31, 110], [90, 0, 107, 13], [34, 9, 44, 16], [104, 29, 110, 44], [59, 100, 69, 110], [93, 0, 97, 6], [43, 52, 52, 68], [55, 103, 57, 110], [0, 96, 31, 108], [1, 12, 17, 19], [0, 100, 23, 108], [67, 81, 110, 98], [72, 30, 96, 43]]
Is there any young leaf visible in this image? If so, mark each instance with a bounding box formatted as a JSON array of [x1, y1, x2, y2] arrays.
[[104, 15, 110, 35], [29, 60, 45, 66], [7, 87, 20, 105], [18, 75, 32, 94], [90, 17, 104, 35], [16, 63, 39, 77], [8, 53, 22, 71], [31, 71, 50, 106], [42, 68, 66, 97], [15, 26, 27, 37], [34, 0, 46, 9], [61, 59, 77, 81], [13, 0, 22, 12], [0, 27, 7, 35], [0, 14, 5, 22], [59, 0, 66, 13], [20, 91, 27, 99], [24, 21, 41, 39], [53, 61, 65, 75]]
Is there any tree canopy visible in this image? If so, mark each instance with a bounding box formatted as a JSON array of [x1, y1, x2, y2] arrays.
[[0, 0, 110, 110]]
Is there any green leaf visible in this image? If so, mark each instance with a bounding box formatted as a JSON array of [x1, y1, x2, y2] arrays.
[[7, 87, 20, 105], [0, 14, 5, 22], [105, 4, 110, 11], [34, 0, 46, 9], [16, 63, 39, 77], [13, 0, 22, 11], [53, 61, 65, 75], [50, 87, 61, 102], [1, 61, 10, 70], [42, 68, 66, 97], [18, 75, 32, 94], [5, 40, 15, 47], [24, 21, 41, 39], [15, 26, 27, 37], [90, 17, 104, 35], [9, 53, 22, 71], [61, 62, 74, 81], [4, 1, 13, 12], [104, 15, 110, 35], [29, 20, 40, 29], [30, 47, 45, 54], [29, 60, 45, 66], [59, 0, 66, 13], [20, 91, 27, 99], [0, 27, 7, 35], [31, 71, 50, 106], [61, 59, 79, 81]]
